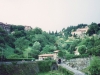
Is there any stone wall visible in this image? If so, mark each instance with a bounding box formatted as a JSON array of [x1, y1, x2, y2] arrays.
[[0, 61, 39, 75], [65, 57, 92, 70]]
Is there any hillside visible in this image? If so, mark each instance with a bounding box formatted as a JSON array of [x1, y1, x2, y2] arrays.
[[0, 22, 100, 60]]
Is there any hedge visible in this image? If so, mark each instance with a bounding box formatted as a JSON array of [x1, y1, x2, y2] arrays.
[[0, 62, 39, 75], [37, 60, 56, 73], [0, 58, 35, 62]]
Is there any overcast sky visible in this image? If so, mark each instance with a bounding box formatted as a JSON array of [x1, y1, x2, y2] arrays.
[[0, 0, 100, 32]]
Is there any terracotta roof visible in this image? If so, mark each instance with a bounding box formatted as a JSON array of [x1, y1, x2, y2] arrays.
[[39, 54, 54, 57]]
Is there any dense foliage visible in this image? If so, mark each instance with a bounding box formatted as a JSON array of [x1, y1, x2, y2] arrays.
[[89, 56, 100, 75], [37, 60, 56, 72], [0, 62, 39, 75], [86, 23, 100, 36], [0, 22, 100, 60]]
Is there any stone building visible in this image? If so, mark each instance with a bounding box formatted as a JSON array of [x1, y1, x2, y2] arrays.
[[38, 50, 59, 60], [71, 26, 88, 37], [0, 22, 11, 33], [24, 26, 32, 31]]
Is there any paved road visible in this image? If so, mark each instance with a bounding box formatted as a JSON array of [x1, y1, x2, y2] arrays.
[[59, 63, 85, 75]]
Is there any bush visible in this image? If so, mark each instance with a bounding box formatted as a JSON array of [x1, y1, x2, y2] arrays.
[[65, 54, 75, 60], [65, 53, 89, 60], [58, 66, 74, 75], [80, 54, 89, 58], [37, 60, 56, 72], [89, 56, 100, 75], [4, 58, 35, 61], [0, 62, 39, 75], [78, 45, 86, 55]]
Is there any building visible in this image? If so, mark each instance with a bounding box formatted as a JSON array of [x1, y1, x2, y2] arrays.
[[71, 26, 88, 37], [38, 54, 54, 60], [38, 50, 59, 60], [24, 26, 32, 31], [74, 47, 80, 55], [74, 49, 80, 55], [0, 22, 11, 33]]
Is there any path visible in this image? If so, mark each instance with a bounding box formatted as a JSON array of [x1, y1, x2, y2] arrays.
[[59, 63, 85, 75]]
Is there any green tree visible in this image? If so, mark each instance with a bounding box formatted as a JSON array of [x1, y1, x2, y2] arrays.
[[10, 25, 25, 32], [90, 45, 100, 56], [14, 37, 30, 57], [78, 45, 86, 54], [35, 34, 47, 47], [69, 39, 80, 53], [33, 41, 41, 51], [89, 56, 100, 75], [33, 27, 42, 34], [87, 23, 99, 36], [58, 50, 66, 58], [13, 30, 26, 38], [42, 45, 56, 53], [29, 50, 39, 58], [27, 41, 41, 58]]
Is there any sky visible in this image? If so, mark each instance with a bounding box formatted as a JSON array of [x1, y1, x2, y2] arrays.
[[0, 0, 100, 32]]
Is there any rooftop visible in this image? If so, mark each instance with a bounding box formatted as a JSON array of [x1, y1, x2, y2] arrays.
[[39, 54, 54, 57], [54, 50, 59, 53]]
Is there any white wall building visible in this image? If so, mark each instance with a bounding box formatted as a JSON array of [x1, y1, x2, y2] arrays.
[[38, 50, 59, 60]]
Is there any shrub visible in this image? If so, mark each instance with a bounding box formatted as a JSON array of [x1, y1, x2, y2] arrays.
[[78, 45, 86, 55], [65, 54, 75, 60], [80, 54, 89, 58], [0, 64, 14, 75], [37, 60, 56, 72], [0, 62, 39, 75], [89, 56, 100, 75]]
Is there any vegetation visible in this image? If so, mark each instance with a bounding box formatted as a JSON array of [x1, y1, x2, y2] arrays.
[[1, 22, 100, 74], [81, 56, 100, 75], [0, 22, 100, 60], [37, 60, 74, 75], [89, 56, 100, 75], [0, 62, 39, 75], [86, 23, 100, 36], [78, 45, 86, 55], [37, 60, 56, 72], [58, 66, 74, 75], [0, 60, 74, 75], [0, 23, 98, 60]]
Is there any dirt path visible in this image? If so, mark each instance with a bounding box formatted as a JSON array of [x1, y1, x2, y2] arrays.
[[59, 63, 85, 75]]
